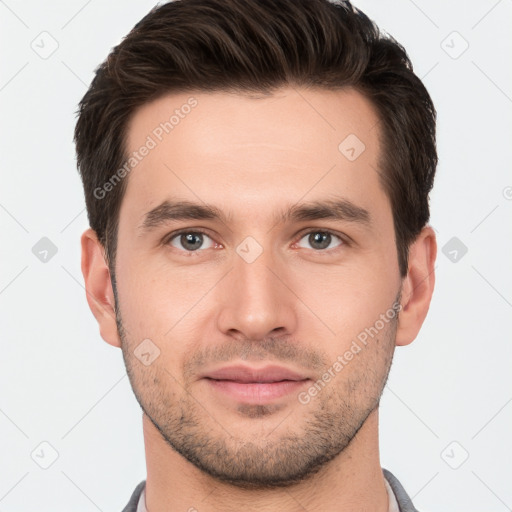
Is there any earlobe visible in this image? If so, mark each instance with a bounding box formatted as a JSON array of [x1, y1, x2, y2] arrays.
[[395, 226, 437, 347], [80, 228, 122, 348]]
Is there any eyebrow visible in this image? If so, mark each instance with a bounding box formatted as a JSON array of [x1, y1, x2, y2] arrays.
[[137, 197, 371, 235]]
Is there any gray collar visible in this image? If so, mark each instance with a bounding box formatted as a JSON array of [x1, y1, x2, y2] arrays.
[[122, 468, 418, 512]]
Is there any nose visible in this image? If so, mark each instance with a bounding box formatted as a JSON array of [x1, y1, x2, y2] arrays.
[[215, 242, 298, 342]]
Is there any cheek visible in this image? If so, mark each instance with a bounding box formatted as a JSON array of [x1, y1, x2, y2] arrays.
[[115, 257, 166, 339], [115, 256, 215, 345], [289, 258, 399, 344]]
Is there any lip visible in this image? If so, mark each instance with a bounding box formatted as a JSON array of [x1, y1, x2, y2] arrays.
[[202, 364, 309, 383], [202, 364, 311, 404]]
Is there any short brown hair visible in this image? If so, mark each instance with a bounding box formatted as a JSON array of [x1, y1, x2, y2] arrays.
[[74, 0, 437, 277]]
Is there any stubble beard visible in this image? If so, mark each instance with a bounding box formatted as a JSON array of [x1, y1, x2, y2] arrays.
[[114, 284, 398, 489]]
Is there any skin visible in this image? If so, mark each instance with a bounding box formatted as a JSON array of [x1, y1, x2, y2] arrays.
[[81, 87, 436, 512]]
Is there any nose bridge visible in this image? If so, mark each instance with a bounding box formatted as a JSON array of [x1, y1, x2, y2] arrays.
[[216, 238, 296, 340]]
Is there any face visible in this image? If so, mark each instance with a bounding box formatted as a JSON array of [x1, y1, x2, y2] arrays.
[[113, 87, 403, 488]]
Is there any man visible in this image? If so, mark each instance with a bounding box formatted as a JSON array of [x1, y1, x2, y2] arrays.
[[75, 0, 437, 510]]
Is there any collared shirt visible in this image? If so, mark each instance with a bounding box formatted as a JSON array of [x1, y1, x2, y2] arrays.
[[135, 486, 146, 512], [384, 475, 401, 512], [122, 468, 417, 512]]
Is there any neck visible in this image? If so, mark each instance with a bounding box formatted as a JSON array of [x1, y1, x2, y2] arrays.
[[142, 408, 389, 512]]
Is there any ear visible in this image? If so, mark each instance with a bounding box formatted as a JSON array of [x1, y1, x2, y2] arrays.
[[395, 226, 437, 347], [80, 228, 121, 348]]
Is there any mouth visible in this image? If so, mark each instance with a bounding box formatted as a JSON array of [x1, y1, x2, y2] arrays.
[[201, 364, 311, 403]]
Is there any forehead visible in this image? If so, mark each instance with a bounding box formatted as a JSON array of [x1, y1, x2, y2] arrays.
[[121, 87, 387, 230]]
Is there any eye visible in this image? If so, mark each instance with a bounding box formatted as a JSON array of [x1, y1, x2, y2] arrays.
[[295, 230, 345, 251], [166, 230, 217, 253]]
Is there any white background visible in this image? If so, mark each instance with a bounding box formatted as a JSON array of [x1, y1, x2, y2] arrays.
[[1, 0, 511, 510]]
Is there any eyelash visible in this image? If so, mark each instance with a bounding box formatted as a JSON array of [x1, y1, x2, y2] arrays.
[[162, 228, 349, 256]]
